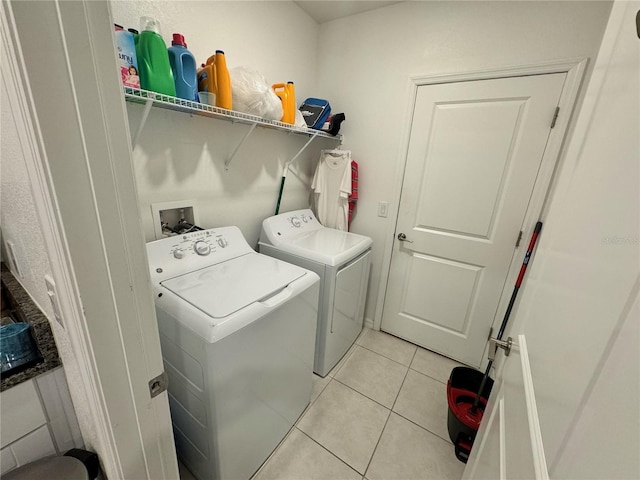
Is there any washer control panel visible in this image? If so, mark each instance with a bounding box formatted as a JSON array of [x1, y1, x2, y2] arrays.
[[147, 226, 254, 283], [168, 230, 221, 260]]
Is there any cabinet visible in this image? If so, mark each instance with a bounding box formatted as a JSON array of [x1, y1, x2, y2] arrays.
[[0, 369, 83, 475]]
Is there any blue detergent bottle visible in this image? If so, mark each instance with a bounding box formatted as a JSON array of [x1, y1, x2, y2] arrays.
[[168, 33, 199, 102]]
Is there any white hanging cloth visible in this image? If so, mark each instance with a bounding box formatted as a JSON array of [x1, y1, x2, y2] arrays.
[[311, 149, 352, 231]]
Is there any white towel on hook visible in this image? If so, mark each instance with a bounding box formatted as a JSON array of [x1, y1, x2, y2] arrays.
[[311, 149, 351, 231]]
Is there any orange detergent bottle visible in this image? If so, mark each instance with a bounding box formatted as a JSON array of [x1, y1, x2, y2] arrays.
[[272, 81, 295, 124], [286, 81, 297, 122], [197, 50, 232, 110]]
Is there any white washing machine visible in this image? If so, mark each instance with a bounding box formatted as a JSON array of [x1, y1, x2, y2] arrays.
[[259, 209, 372, 377], [146, 226, 319, 480]]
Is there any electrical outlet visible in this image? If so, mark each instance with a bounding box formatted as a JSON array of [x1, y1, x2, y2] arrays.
[[378, 201, 389, 218]]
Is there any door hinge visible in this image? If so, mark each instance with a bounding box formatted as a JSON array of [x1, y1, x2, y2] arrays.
[[148, 371, 169, 398], [516, 230, 523, 247], [550, 107, 560, 128]]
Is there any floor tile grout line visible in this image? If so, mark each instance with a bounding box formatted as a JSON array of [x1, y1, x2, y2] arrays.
[[296, 427, 364, 478], [295, 375, 334, 428], [255, 329, 464, 480], [331, 351, 455, 446], [390, 368, 456, 445], [328, 342, 359, 378], [362, 407, 393, 478], [334, 344, 411, 399], [311, 375, 331, 401], [367, 327, 469, 382], [390, 408, 455, 446], [407, 365, 452, 386], [300, 378, 393, 476], [356, 341, 416, 368], [250, 423, 300, 480], [332, 375, 400, 411], [332, 362, 455, 446], [390, 353, 413, 412]]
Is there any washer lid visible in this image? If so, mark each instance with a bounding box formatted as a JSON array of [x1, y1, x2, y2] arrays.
[[160, 253, 306, 319], [275, 228, 372, 266]]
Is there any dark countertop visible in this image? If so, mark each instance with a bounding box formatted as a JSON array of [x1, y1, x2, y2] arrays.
[[1, 265, 61, 392]]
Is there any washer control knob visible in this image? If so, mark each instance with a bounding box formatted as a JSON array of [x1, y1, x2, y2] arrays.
[[173, 248, 185, 259], [217, 237, 228, 248], [291, 216, 301, 228], [194, 240, 211, 256]]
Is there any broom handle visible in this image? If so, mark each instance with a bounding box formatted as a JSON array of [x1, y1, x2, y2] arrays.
[[497, 222, 543, 339], [470, 221, 543, 413]]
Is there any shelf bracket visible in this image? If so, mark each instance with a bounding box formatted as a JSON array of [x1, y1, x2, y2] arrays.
[[285, 131, 319, 172], [225, 122, 257, 171], [131, 98, 154, 148], [274, 132, 321, 215]]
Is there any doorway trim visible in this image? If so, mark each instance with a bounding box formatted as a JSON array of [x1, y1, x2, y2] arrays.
[[373, 59, 588, 363]]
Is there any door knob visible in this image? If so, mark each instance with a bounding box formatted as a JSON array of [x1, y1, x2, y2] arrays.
[[488, 336, 513, 361], [397, 233, 413, 243]]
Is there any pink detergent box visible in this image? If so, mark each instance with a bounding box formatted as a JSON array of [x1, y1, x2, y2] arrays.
[[114, 25, 139, 89]]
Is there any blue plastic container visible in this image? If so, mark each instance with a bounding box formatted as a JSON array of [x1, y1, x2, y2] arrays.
[[0, 322, 40, 374], [168, 33, 198, 102], [299, 98, 331, 129]]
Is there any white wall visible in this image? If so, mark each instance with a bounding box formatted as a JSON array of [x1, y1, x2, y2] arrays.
[[1, 56, 93, 456], [1, 79, 53, 319], [110, 1, 335, 245], [315, 1, 612, 323], [110, 0, 319, 99]]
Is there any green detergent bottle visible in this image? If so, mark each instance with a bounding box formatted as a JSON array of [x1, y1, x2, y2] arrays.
[[136, 17, 176, 96]]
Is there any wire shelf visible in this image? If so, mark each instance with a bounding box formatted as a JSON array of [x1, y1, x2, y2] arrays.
[[123, 87, 340, 141]]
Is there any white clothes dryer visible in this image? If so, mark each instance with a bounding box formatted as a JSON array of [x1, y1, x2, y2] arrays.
[[146, 226, 319, 480], [259, 209, 372, 377]]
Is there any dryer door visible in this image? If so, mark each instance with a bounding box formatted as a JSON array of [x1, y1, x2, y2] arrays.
[[330, 250, 371, 351]]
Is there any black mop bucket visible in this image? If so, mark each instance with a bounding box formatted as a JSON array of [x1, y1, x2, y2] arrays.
[[446, 366, 494, 463]]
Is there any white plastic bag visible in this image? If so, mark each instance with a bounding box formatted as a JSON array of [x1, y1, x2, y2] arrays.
[[294, 109, 307, 128], [230, 67, 282, 121]]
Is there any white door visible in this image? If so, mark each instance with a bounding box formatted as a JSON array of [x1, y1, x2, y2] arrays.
[[381, 73, 566, 366], [464, 2, 639, 478], [463, 335, 548, 479]]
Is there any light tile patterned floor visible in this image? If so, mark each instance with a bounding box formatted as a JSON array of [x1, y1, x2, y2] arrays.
[[180, 328, 466, 480]]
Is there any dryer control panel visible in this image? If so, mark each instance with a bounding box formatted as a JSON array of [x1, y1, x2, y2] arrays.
[[146, 226, 254, 283], [260, 209, 323, 246]]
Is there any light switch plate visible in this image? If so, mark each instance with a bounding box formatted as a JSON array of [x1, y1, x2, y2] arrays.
[[378, 201, 389, 218], [44, 275, 64, 329]]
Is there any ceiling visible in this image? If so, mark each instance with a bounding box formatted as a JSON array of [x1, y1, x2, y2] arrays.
[[293, 1, 402, 24]]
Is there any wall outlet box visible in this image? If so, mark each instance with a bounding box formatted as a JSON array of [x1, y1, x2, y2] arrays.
[[151, 200, 200, 239]]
